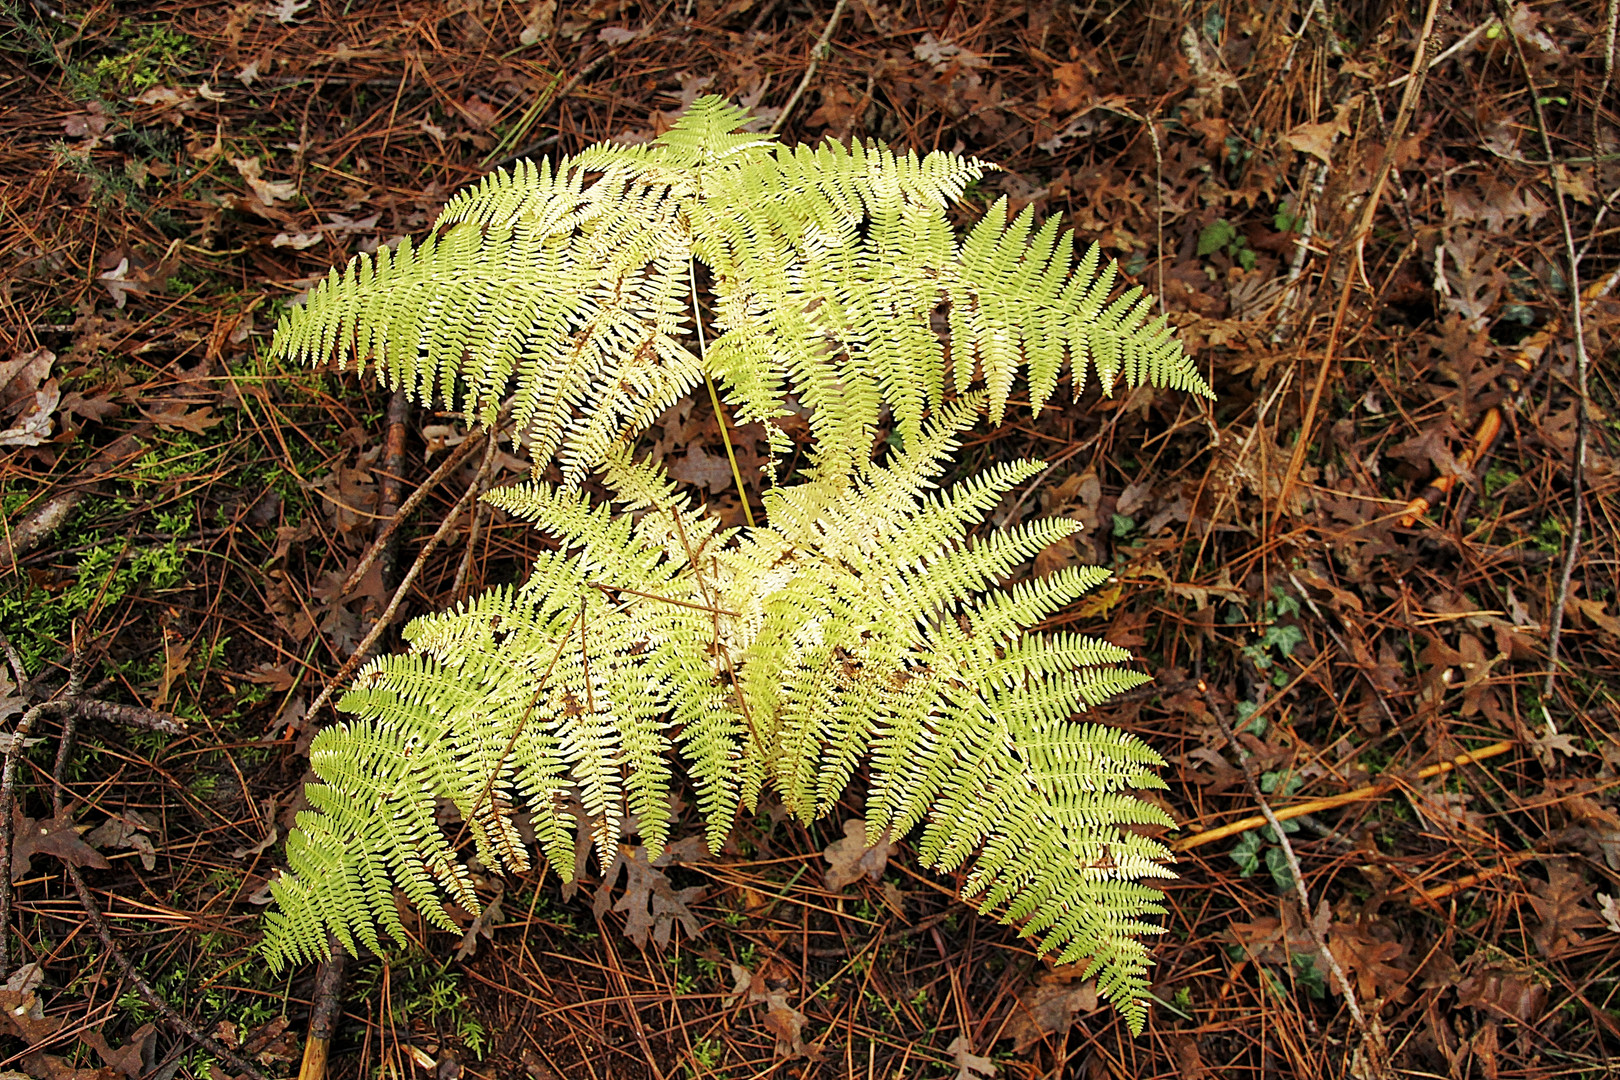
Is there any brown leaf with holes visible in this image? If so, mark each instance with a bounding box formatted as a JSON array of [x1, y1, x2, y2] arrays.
[[1527, 866, 1604, 957], [1004, 973, 1099, 1052], [822, 818, 897, 890], [11, 809, 111, 880], [0, 989, 65, 1044]]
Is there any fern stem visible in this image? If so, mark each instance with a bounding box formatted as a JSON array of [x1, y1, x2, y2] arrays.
[[690, 258, 755, 527]]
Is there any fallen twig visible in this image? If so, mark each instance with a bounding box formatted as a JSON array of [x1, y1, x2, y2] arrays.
[[296, 941, 348, 1080], [1491, 0, 1596, 709], [1174, 740, 1515, 852], [308, 430, 504, 718], [0, 640, 271, 1080], [1276, 0, 1444, 513]]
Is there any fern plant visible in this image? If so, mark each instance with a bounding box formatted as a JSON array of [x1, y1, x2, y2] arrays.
[[265, 98, 1210, 1033]]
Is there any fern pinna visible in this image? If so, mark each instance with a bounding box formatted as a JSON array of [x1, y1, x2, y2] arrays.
[[266, 98, 1210, 1033]]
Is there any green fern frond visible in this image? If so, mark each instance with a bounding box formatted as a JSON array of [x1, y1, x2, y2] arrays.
[[265, 99, 1211, 1036], [273, 97, 1195, 484]]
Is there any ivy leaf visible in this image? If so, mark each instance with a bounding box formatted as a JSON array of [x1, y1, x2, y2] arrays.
[[11, 809, 110, 881], [1196, 219, 1238, 257]]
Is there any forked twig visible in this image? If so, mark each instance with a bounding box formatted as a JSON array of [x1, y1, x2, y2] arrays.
[[0, 644, 271, 1080], [308, 432, 504, 718]]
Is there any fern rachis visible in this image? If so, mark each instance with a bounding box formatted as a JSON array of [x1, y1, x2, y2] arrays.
[[265, 97, 1210, 1035]]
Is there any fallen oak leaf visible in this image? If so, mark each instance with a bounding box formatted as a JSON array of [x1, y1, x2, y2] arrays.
[[85, 811, 158, 871], [139, 401, 222, 434], [231, 156, 298, 205], [0, 989, 65, 1044], [454, 881, 504, 960], [758, 991, 807, 1059], [1527, 866, 1604, 957], [11, 808, 111, 880], [1003, 973, 1099, 1052], [822, 818, 897, 890], [80, 1023, 157, 1079], [611, 844, 704, 948]]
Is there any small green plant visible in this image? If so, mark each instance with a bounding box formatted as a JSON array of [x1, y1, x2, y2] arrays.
[[263, 97, 1214, 1032], [1197, 218, 1257, 270], [93, 25, 194, 92]]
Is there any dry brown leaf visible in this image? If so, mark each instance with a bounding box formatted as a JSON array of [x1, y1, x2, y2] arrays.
[[821, 818, 897, 890], [85, 811, 158, 872], [0, 989, 65, 1044], [1003, 974, 1099, 1052], [609, 843, 705, 948], [140, 401, 222, 434], [667, 444, 736, 492], [1283, 121, 1340, 163], [231, 156, 298, 205], [1328, 921, 1409, 1003], [1457, 966, 1548, 1023], [1168, 1034, 1208, 1080], [80, 1023, 157, 1079], [1568, 596, 1620, 641], [11, 809, 111, 880], [948, 1035, 996, 1079], [1527, 866, 1604, 957]]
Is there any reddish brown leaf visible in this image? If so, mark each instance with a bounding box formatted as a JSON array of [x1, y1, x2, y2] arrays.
[[0, 989, 65, 1044], [1457, 967, 1548, 1023]]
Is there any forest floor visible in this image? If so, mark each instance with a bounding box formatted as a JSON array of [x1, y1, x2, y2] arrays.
[[1, 0, 1617, 1077]]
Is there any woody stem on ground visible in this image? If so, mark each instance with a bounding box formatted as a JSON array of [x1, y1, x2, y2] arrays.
[[769, 0, 849, 136], [1202, 683, 1388, 1075], [308, 429, 504, 719]]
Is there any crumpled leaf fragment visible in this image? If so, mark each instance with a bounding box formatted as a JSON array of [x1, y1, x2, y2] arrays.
[[1527, 866, 1604, 957], [948, 1035, 996, 1079], [85, 811, 158, 871], [821, 818, 897, 890]]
